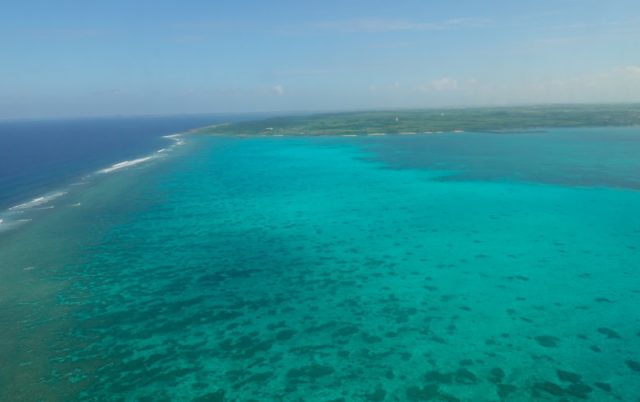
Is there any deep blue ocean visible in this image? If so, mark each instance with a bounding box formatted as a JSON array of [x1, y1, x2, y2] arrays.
[[0, 123, 639, 401], [0, 115, 262, 212]]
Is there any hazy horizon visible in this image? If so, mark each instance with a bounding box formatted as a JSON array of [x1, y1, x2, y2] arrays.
[[2, 0, 640, 119], [4, 101, 640, 124]]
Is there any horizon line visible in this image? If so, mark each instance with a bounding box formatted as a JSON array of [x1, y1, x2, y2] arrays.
[[1, 101, 639, 123]]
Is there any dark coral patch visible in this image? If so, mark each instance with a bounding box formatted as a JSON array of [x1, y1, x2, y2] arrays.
[[488, 367, 505, 384], [275, 329, 297, 341], [565, 383, 592, 399], [406, 385, 440, 401], [497, 384, 517, 399], [334, 325, 360, 337], [556, 369, 581, 384], [193, 390, 226, 402], [424, 371, 454, 384], [597, 327, 622, 339], [286, 364, 335, 383], [455, 368, 478, 384], [626, 360, 640, 373], [594, 382, 612, 392], [532, 381, 564, 397], [365, 388, 387, 401], [534, 335, 560, 348]]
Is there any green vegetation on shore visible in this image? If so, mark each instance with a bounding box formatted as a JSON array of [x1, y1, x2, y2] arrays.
[[197, 104, 640, 136]]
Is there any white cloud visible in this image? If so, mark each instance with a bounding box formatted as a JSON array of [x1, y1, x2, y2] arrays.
[[432, 77, 459, 91], [367, 65, 640, 107], [482, 65, 640, 104], [315, 17, 490, 33], [274, 68, 338, 77], [272, 84, 285, 95], [418, 77, 459, 92], [616, 65, 640, 78], [369, 82, 402, 93]]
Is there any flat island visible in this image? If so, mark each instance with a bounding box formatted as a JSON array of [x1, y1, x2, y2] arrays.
[[197, 104, 640, 136]]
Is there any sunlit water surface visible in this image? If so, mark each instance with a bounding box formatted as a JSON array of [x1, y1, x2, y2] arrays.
[[1, 127, 639, 401]]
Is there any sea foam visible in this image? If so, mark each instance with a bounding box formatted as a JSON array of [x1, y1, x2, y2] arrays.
[[9, 191, 67, 211], [98, 134, 186, 174], [99, 156, 157, 174], [1, 132, 189, 232]]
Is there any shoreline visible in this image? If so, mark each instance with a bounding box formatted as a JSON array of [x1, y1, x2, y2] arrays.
[[194, 104, 640, 137], [195, 124, 640, 138]]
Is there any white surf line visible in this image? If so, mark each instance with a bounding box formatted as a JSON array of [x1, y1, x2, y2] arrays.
[[100, 132, 190, 174], [2, 193, 62, 233], [8, 191, 67, 211], [1, 131, 194, 233], [98, 156, 157, 174], [368, 133, 386, 136], [0, 218, 9, 233], [342, 134, 358, 137], [0, 217, 33, 232], [163, 133, 186, 146]]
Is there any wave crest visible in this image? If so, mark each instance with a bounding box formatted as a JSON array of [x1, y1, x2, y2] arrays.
[[9, 191, 67, 211], [98, 156, 157, 174]]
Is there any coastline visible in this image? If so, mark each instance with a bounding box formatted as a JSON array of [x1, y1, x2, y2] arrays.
[[194, 104, 640, 137]]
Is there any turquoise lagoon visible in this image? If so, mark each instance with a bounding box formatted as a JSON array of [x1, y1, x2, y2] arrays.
[[1, 127, 639, 401]]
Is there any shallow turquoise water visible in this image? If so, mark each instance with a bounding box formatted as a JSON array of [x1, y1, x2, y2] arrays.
[[1, 129, 640, 401]]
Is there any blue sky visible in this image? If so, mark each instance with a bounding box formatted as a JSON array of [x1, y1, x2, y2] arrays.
[[1, 0, 640, 118]]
